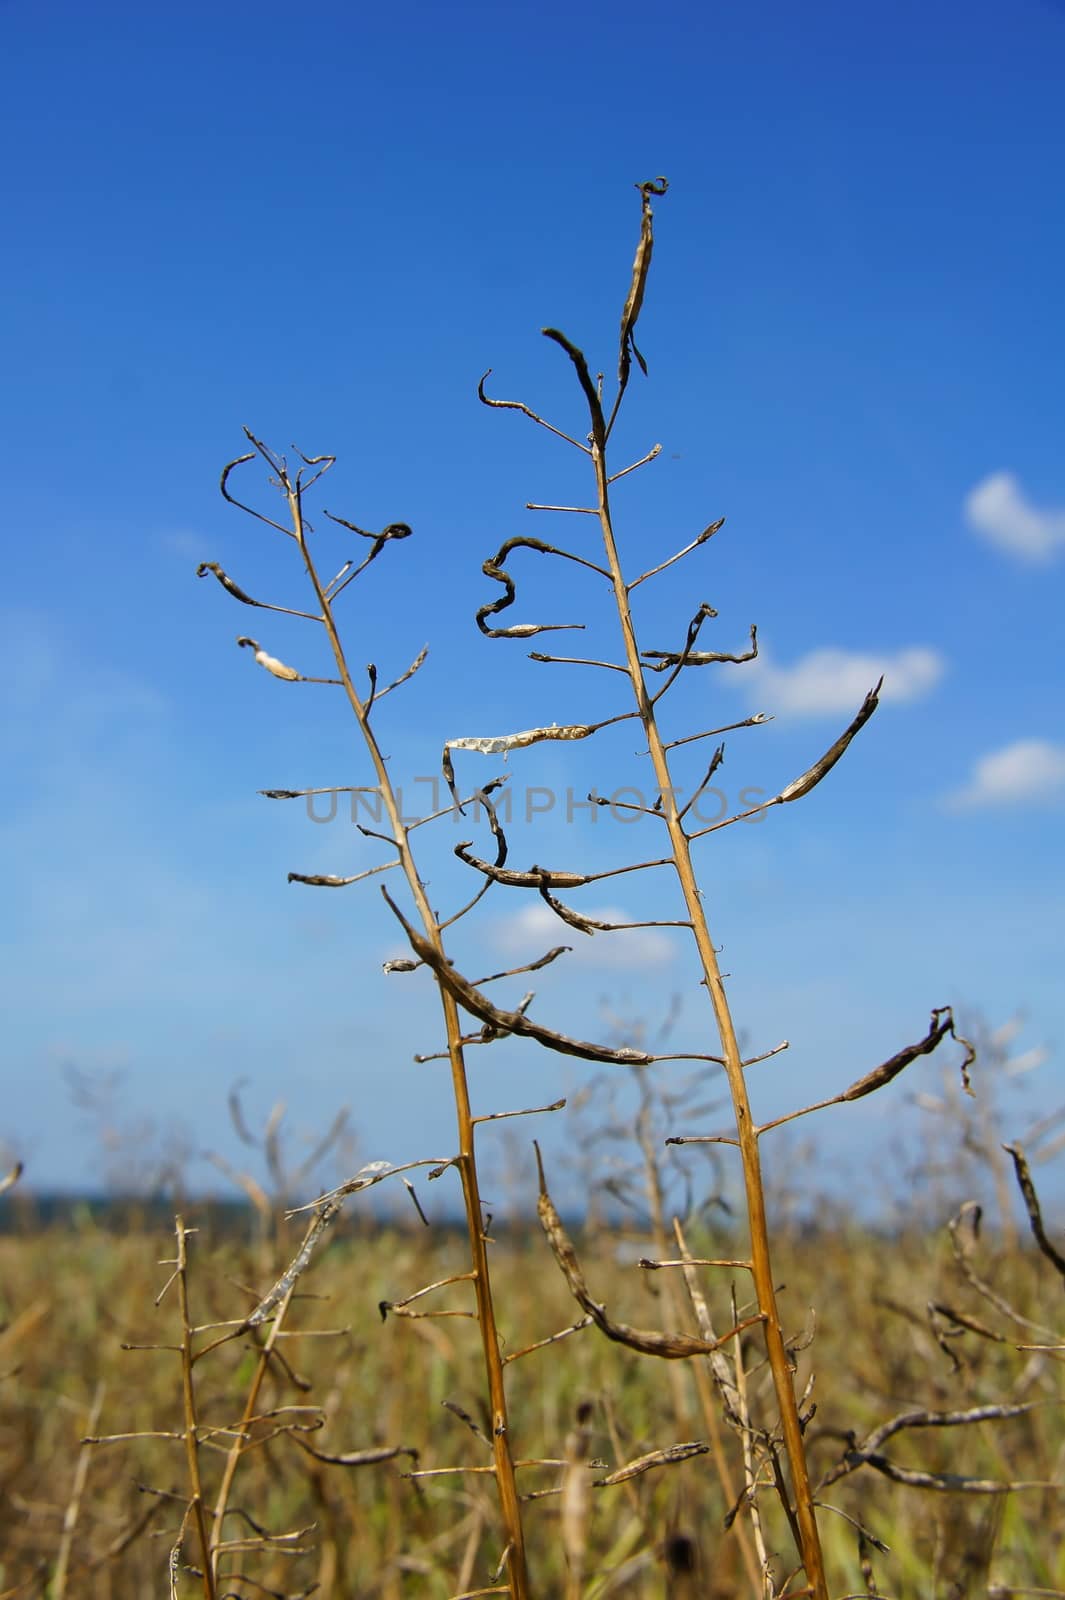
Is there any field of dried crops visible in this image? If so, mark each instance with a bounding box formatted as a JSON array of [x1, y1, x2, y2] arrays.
[[1, 1188, 1061, 1599]]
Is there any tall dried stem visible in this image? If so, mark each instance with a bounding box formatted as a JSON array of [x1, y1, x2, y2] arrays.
[[466, 178, 879, 1596], [582, 345, 828, 1599], [175, 1218, 217, 1600], [470, 181, 966, 1589], [209, 440, 530, 1597], [207, 1276, 297, 1583]]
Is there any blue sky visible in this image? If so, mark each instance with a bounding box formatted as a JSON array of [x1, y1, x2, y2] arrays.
[[2, 0, 1063, 1212]]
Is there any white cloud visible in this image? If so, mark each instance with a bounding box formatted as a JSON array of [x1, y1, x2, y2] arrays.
[[730, 645, 944, 716], [946, 739, 1065, 809], [964, 472, 1065, 563], [493, 901, 675, 970]]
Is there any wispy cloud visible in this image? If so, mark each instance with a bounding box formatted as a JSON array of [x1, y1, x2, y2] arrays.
[[964, 472, 1065, 563], [493, 902, 675, 970], [945, 739, 1065, 809], [729, 644, 944, 716]]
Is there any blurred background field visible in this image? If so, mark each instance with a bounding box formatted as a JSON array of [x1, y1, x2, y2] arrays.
[[2, 1066, 1062, 1598]]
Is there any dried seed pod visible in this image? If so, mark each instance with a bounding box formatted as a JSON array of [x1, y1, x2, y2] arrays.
[[237, 636, 301, 681]]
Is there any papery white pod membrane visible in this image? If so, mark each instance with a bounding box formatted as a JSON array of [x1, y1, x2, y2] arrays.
[[350, 1164, 391, 1190], [237, 636, 301, 681], [288, 872, 361, 887], [446, 723, 594, 757]]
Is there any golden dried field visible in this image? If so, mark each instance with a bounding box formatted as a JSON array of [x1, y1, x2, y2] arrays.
[[1, 1159, 1062, 1598]]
